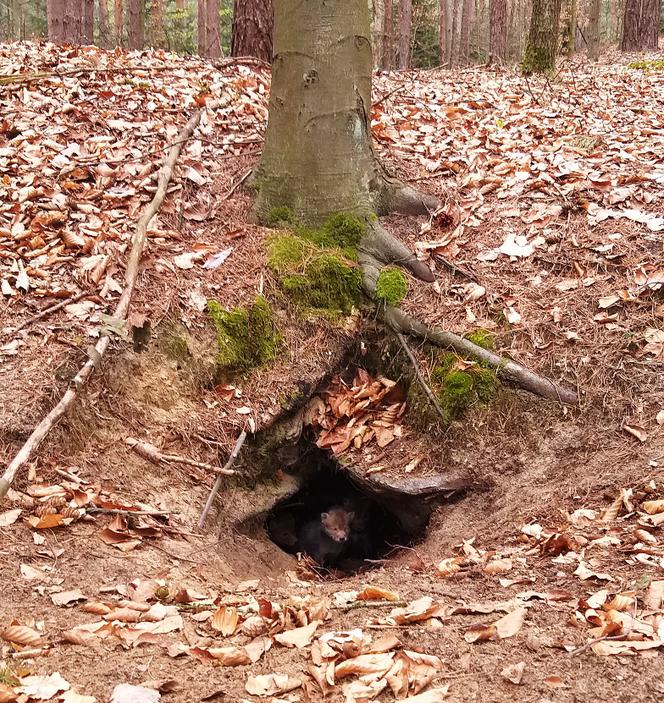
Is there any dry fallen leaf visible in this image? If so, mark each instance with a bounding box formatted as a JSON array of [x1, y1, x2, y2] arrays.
[[61, 691, 97, 703], [357, 586, 400, 602], [273, 620, 320, 648], [244, 674, 302, 697], [0, 508, 22, 527], [19, 673, 70, 700], [401, 687, 450, 702], [641, 500, 664, 515], [110, 684, 160, 703], [51, 589, 87, 607], [211, 605, 239, 636], [2, 624, 43, 647], [624, 424, 648, 442], [501, 661, 525, 684], [495, 608, 527, 638], [464, 622, 497, 643]]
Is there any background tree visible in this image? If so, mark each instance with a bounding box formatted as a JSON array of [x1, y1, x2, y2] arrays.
[[489, 0, 508, 60], [115, 0, 124, 45], [588, 0, 602, 58], [63, 0, 83, 43], [98, 0, 111, 46], [128, 0, 145, 48], [458, 0, 473, 63], [231, 0, 273, 61], [522, 0, 562, 73], [82, 0, 94, 43], [399, 0, 413, 67], [621, 0, 660, 50], [383, 0, 394, 67], [206, 0, 221, 57], [152, 0, 167, 48], [48, 0, 65, 42]]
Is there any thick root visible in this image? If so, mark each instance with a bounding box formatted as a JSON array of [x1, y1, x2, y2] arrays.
[[373, 174, 441, 216]]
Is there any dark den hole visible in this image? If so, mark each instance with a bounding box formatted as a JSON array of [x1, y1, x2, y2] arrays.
[[266, 448, 417, 573]]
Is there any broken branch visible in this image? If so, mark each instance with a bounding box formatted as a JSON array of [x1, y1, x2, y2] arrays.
[[125, 437, 237, 475], [0, 102, 221, 501]]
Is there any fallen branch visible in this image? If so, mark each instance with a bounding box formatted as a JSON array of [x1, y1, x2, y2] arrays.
[[88, 507, 172, 517], [0, 102, 220, 501], [2, 291, 89, 343], [386, 307, 578, 405], [125, 437, 237, 475], [199, 430, 248, 529], [394, 332, 447, 423]]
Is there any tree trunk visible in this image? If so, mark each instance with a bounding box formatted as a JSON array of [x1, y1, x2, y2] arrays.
[[459, 0, 474, 63], [567, 0, 577, 52], [63, 0, 82, 42], [253, 0, 438, 224], [383, 0, 394, 67], [10, 0, 21, 39], [152, 0, 167, 47], [522, 0, 562, 73], [621, 0, 660, 50], [489, 0, 507, 60], [206, 0, 221, 58], [48, 0, 66, 42], [439, 0, 447, 64], [115, 0, 124, 45], [197, 0, 206, 54], [127, 0, 144, 49], [588, 0, 601, 58], [231, 0, 273, 61], [450, 0, 460, 64], [82, 0, 94, 43], [99, 0, 110, 46], [398, 0, 412, 68]]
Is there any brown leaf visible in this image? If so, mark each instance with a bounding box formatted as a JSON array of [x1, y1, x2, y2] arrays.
[[211, 606, 239, 636], [51, 589, 87, 607], [1, 624, 43, 647], [273, 620, 320, 648], [0, 684, 17, 703], [495, 608, 527, 638], [189, 645, 251, 666], [0, 508, 22, 527], [335, 652, 395, 679], [501, 661, 525, 684], [624, 424, 648, 442], [464, 622, 497, 643], [357, 586, 400, 602], [244, 674, 302, 697], [642, 500, 664, 515]]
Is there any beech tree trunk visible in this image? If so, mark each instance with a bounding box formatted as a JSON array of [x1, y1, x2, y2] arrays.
[[128, 0, 144, 49], [459, 0, 474, 63], [10, 0, 21, 39], [99, 0, 110, 46], [398, 0, 412, 68], [206, 0, 221, 58], [588, 0, 601, 58], [48, 0, 65, 41], [82, 0, 94, 43], [621, 0, 660, 50], [231, 0, 273, 61], [63, 0, 82, 42], [383, 0, 394, 68], [439, 0, 447, 64], [152, 0, 167, 47], [115, 0, 124, 45], [372, 0, 385, 68], [489, 0, 508, 60], [566, 0, 577, 52], [450, 0, 460, 65], [254, 0, 437, 224], [522, 0, 562, 73], [197, 0, 206, 54]]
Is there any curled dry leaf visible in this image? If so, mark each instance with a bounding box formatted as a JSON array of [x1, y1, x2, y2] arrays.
[[495, 608, 527, 639], [641, 500, 664, 515], [605, 593, 635, 612], [644, 581, 664, 610], [624, 424, 648, 442], [436, 557, 463, 578], [1, 625, 43, 647], [342, 679, 387, 703], [211, 606, 239, 636], [19, 673, 70, 699], [51, 589, 87, 607], [80, 602, 112, 615], [0, 508, 22, 527], [357, 586, 400, 602], [335, 652, 395, 680], [464, 622, 497, 643], [240, 615, 268, 638], [483, 558, 512, 575], [244, 674, 302, 697], [103, 607, 141, 623], [634, 529, 657, 545], [189, 645, 251, 666], [273, 620, 320, 648], [501, 661, 525, 684]]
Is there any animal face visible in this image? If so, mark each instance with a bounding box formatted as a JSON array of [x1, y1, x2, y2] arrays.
[[321, 508, 354, 543]]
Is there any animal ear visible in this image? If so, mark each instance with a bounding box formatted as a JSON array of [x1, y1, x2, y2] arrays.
[[348, 512, 355, 521], [321, 512, 328, 520]]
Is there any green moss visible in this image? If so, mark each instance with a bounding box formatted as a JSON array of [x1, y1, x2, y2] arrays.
[[375, 268, 409, 307], [266, 234, 313, 273], [297, 213, 365, 258], [521, 42, 555, 75], [281, 253, 362, 314], [207, 296, 281, 377], [628, 59, 664, 71], [266, 206, 295, 227], [159, 332, 190, 361], [465, 328, 495, 350], [431, 356, 499, 422], [0, 667, 19, 687]]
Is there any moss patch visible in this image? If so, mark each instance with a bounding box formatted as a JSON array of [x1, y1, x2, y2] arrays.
[[465, 328, 495, 350], [0, 667, 19, 688], [267, 213, 365, 314], [431, 355, 498, 422], [266, 206, 295, 227], [628, 59, 664, 71], [207, 296, 281, 378], [376, 268, 409, 306]]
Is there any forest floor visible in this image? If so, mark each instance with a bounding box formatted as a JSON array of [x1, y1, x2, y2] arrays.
[[1, 42, 664, 703]]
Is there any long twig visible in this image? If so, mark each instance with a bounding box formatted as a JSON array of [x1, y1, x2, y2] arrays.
[[198, 430, 247, 529], [395, 332, 447, 423], [125, 437, 237, 475], [87, 507, 172, 517], [223, 168, 253, 200], [2, 291, 89, 343], [0, 102, 221, 501]]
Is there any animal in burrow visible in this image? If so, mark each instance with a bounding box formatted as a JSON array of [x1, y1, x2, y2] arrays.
[[297, 506, 354, 567]]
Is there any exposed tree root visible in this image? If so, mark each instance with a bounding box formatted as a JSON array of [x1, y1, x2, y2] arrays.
[[360, 221, 434, 282]]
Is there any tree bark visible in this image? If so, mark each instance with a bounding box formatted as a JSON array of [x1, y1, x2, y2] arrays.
[[383, 0, 394, 68], [439, 0, 447, 64], [588, 0, 601, 58], [197, 0, 206, 54], [10, 0, 21, 39], [398, 0, 412, 68], [152, 0, 167, 47], [99, 0, 110, 46], [522, 0, 562, 73], [127, 0, 144, 49], [63, 0, 82, 43], [82, 0, 94, 43], [489, 0, 507, 60], [459, 0, 474, 64], [254, 0, 438, 224], [48, 0, 65, 42], [231, 0, 273, 61], [621, 0, 660, 50], [450, 0, 460, 65], [115, 0, 124, 45], [566, 0, 577, 52], [206, 0, 221, 58]]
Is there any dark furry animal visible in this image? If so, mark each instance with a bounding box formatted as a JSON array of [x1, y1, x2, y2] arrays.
[[297, 506, 354, 567]]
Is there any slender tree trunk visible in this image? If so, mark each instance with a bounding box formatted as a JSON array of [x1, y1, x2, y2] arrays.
[[372, 0, 385, 69], [450, 0, 460, 64], [115, 0, 124, 45], [10, 0, 21, 39], [522, 0, 562, 72], [567, 0, 577, 52], [82, 0, 94, 43], [383, 0, 394, 67], [206, 0, 221, 57], [588, 0, 601, 58], [439, 0, 447, 63], [127, 0, 144, 49], [489, 0, 507, 60], [63, 0, 82, 42], [99, 0, 110, 46], [398, 0, 412, 68], [231, 0, 273, 61], [459, 0, 474, 63], [152, 0, 167, 47], [48, 0, 66, 42], [621, 0, 660, 50], [197, 0, 206, 54]]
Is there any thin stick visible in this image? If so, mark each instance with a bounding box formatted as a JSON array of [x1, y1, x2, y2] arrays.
[[125, 437, 237, 475], [223, 168, 253, 200], [198, 430, 247, 529], [2, 291, 89, 342], [0, 101, 221, 501], [395, 332, 447, 423], [87, 507, 173, 517]]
